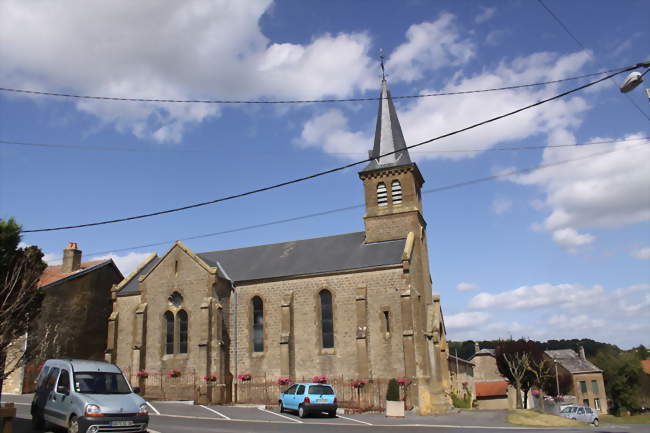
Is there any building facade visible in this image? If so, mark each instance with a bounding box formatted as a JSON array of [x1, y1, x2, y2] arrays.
[[107, 79, 451, 414], [544, 348, 608, 413], [470, 344, 518, 410], [3, 243, 123, 394]]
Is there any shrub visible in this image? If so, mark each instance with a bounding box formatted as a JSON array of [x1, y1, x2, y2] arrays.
[[312, 375, 328, 384], [237, 373, 252, 381], [277, 377, 291, 385], [451, 391, 472, 409], [386, 379, 400, 401]]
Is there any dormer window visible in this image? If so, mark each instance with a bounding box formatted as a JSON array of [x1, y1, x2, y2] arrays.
[[391, 180, 402, 204], [377, 182, 388, 206]]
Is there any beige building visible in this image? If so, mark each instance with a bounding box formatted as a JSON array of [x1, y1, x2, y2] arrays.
[[470, 345, 517, 410], [447, 354, 475, 401], [545, 348, 608, 413], [107, 78, 451, 414]]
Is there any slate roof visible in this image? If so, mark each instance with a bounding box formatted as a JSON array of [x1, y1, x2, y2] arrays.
[[117, 255, 160, 296], [39, 259, 119, 290], [198, 231, 405, 283], [470, 348, 496, 360], [545, 349, 603, 374], [475, 380, 509, 398], [360, 79, 412, 173]]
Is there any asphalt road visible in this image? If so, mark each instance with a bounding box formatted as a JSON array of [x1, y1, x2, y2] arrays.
[[3, 394, 648, 433]]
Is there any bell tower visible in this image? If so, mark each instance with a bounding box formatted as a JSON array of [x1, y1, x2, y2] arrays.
[[359, 79, 426, 244]]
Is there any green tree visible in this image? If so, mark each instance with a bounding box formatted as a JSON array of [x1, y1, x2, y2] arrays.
[[495, 339, 538, 409], [634, 344, 649, 360], [0, 218, 47, 398], [594, 350, 644, 414], [386, 379, 400, 401]]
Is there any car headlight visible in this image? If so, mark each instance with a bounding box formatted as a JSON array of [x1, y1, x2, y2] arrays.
[[84, 404, 102, 417], [138, 403, 149, 415]]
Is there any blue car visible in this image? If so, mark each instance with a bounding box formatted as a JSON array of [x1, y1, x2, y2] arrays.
[[279, 382, 337, 418]]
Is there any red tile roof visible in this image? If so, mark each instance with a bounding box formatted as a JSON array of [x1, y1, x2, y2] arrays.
[[38, 260, 107, 288], [641, 360, 650, 374], [475, 381, 509, 397]]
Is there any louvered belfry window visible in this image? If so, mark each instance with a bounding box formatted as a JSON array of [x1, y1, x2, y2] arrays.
[[391, 180, 402, 204], [320, 290, 334, 348], [377, 182, 388, 206]]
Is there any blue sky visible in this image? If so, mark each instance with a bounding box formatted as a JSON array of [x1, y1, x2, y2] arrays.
[[1, 0, 648, 349]]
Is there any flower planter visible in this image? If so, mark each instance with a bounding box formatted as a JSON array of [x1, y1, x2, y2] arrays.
[[385, 400, 405, 417], [1, 403, 16, 433]]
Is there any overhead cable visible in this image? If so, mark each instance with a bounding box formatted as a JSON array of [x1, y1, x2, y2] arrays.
[[79, 141, 650, 257], [21, 61, 649, 233], [0, 66, 634, 105]]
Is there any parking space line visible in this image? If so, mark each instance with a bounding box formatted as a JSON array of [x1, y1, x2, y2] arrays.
[[336, 414, 373, 425], [146, 401, 161, 415], [258, 408, 303, 423], [199, 405, 230, 420]]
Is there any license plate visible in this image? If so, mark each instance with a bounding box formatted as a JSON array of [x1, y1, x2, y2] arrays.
[[317, 399, 328, 403], [110, 420, 134, 426]]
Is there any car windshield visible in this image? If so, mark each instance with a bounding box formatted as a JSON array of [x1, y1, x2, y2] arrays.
[[560, 407, 571, 413], [74, 372, 131, 394], [308, 385, 334, 395]]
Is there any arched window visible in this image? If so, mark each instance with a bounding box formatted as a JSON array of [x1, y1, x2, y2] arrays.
[[391, 180, 402, 204], [376, 182, 388, 206], [252, 296, 264, 352], [320, 290, 334, 348], [178, 310, 188, 354], [164, 311, 174, 355]]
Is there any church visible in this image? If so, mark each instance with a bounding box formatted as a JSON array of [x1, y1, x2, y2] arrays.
[[107, 78, 451, 414]]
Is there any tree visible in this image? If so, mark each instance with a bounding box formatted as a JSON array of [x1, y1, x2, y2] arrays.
[[594, 350, 644, 414], [526, 352, 553, 411], [495, 339, 537, 409], [0, 218, 48, 398]]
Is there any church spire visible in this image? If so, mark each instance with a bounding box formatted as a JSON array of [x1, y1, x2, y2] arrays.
[[360, 78, 412, 173]]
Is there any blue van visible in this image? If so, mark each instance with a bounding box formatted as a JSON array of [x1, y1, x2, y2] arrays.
[[279, 382, 337, 418], [31, 359, 149, 433]]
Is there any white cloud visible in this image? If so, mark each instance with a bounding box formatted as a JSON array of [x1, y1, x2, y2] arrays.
[[551, 227, 595, 252], [475, 7, 496, 24], [456, 282, 480, 292], [386, 13, 475, 82], [446, 311, 491, 330], [492, 197, 513, 215], [0, 0, 375, 142], [468, 283, 605, 310], [301, 49, 594, 162], [515, 132, 650, 231], [43, 253, 62, 265], [548, 314, 605, 330], [632, 247, 650, 260], [92, 252, 153, 276], [299, 109, 369, 155]]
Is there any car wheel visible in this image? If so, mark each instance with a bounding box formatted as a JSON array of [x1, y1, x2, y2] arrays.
[[279, 402, 285, 413], [298, 405, 307, 418], [68, 415, 80, 433], [593, 418, 599, 427]]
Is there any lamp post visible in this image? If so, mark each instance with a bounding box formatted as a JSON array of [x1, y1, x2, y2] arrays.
[[620, 62, 650, 99], [554, 360, 560, 397]]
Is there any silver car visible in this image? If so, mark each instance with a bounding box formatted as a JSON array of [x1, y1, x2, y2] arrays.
[[559, 404, 599, 426], [31, 359, 149, 433]]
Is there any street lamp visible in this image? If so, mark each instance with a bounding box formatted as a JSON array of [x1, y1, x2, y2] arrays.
[[554, 359, 560, 397], [619, 62, 650, 98]]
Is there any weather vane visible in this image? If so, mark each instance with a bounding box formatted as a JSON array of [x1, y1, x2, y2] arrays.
[[379, 49, 386, 80]]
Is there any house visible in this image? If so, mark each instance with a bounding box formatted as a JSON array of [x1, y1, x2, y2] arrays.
[[106, 77, 452, 414], [470, 344, 518, 409], [544, 348, 608, 413], [447, 353, 475, 401], [2, 243, 123, 394]]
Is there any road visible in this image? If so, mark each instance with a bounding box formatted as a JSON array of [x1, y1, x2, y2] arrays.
[[3, 394, 648, 433]]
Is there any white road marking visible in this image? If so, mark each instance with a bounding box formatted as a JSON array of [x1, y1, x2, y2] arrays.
[[258, 407, 303, 423], [148, 430, 162, 433], [336, 414, 373, 425], [199, 405, 231, 420], [146, 401, 161, 415]]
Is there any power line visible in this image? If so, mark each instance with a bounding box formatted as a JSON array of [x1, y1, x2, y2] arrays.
[[2, 136, 647, 155], [536, 0, 650, 122], [78, 141, 649, 258], [0, 66, 632, 105], [21, 62, 648, 233]]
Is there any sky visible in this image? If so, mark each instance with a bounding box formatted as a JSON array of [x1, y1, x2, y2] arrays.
[[1, 0, 648, 349]]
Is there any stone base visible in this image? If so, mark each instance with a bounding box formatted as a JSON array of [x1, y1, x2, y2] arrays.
[[385, 400, 405, 417]]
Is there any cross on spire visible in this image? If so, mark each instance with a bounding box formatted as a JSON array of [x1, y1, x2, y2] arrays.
[[379, 49, 386, 80]]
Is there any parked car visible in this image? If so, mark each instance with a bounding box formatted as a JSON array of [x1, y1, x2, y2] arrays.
[[31, 359, 149, 433], [559, 405, 599, 426], [279, 382, 337, 418]]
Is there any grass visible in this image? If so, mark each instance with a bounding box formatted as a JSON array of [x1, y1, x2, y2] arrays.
[[507, 409, 586, 427], [601, 414, 650, 424]]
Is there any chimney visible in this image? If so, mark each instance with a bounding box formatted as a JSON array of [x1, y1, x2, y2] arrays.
[[62, 242, 82, 273], [579, 346, 586, 360], [474, 341, 480, 354]]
